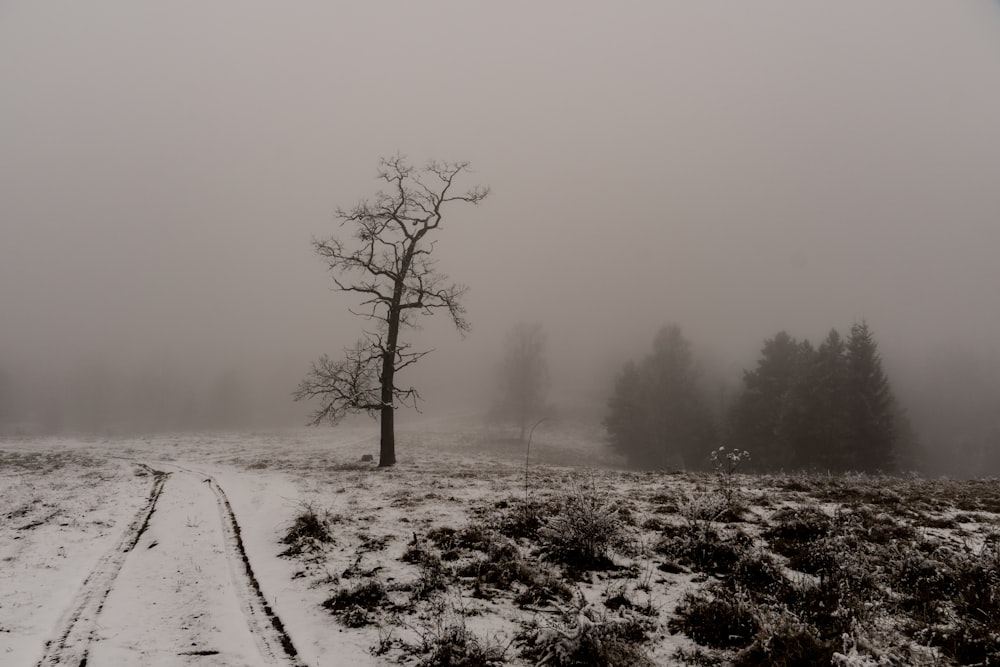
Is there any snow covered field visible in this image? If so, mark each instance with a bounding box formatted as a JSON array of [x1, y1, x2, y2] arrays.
[[3, 418, 999, 666]]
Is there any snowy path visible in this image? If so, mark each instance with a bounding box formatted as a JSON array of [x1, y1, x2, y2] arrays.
[[37, 467, 303, 667]]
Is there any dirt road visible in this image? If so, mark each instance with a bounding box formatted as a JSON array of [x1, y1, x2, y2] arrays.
[[37, 466, 302, 667]]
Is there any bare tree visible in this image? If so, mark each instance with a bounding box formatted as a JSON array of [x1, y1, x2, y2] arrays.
[[493, 322, 550, 442], [294, 156, 488, 466]]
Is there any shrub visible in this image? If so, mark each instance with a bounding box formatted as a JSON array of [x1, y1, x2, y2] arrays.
[[323, 579, 386, 627], [891, 548, 955, 621], [843, 506, 916, 545], [512, 567, 575, 608], [520, 604, 655, 667], [412, 552, 451, 601], [657, 524, 752, 577], [402, 533, 429, 564], [494, 501, 544, 540], [927, 623, 1000, 666], [678, 492, 728, 524], [924, 535, 1000, 665], [416, 623, 508, 667], [728, 549, 790, 602], [762, 506, 832, 568], [408, 600, 510, 667], [427, 523, 494, 553], [457, 539, 532, 589], [279, 503, 335, 557], [426, 526, 459, 548], [736, 615, 832, 667], [950, 536, 1000, 623], [710, 446, 751, 518], [455, 537, 573, 607], [780, 544, 881, 642], [538, 483, 629, 570], [670, 585, 760, 650]]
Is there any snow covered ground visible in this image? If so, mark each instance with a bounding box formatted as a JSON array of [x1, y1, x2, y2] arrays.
[[2, 418, 999, 666]]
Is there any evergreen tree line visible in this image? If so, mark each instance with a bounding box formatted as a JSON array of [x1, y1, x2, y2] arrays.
[[605, 321, 909, 473]]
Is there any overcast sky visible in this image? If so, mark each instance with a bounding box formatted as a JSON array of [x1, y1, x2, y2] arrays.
[[2, 1, 1000, 418]]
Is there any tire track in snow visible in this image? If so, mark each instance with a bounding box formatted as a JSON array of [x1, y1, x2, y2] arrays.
[[35, 464, 169, 667], [156, 463, 306, 667], [202, 470, 305, 666]]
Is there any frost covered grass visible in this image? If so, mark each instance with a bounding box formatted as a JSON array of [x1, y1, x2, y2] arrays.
[[249, 424, 1000, 666], [3, 421, 999, 666], [0, 449, 150, 664]]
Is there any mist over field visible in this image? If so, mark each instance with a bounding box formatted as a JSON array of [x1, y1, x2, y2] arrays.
[[2, 2, 1000, 474]]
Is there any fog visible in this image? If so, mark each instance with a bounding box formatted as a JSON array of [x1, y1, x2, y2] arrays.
[[2, 2, 999, 471]]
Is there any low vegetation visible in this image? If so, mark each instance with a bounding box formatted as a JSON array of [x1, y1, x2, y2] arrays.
[[279, 503, 336, 557], [274, 451, 1000, 666]]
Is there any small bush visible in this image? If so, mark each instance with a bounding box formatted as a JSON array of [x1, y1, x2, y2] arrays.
[[927, 623, 1000, 666], [710, 446, 751, 518], [521, 604, 655, 667], [736, 616, 832, 667], [455, 537, 574, 606], [538, 484, 630, 570], [427, 523, 494, 553], [950, 537, 1000, 623], [323, 579, 386, 627], [922, 536, 1000, 665], [280, 503, 335, 557], [512, 567, 575, 608], [670, 586, 760, 650], [780, 545, 881, 642], [408, 601, 510, 667], [456, 523, 494, 551], [402, 533, 429, 564], [657, 524, 751, 577], [413, 553, 451, 601], [728, 549, 790, 602], [426, 526, 459, 548], [456, 540, 529, 587], [891, 548, 955, 621], [763, 506, 832, 567], [844, 506, 916, 545], [678, 492, 729, 524], [602, 581, 658, 618], [494, 501, 544, 540], [416, 623, 508, 667]]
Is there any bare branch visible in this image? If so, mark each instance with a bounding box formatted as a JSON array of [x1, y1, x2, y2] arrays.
[[292, 344, 384, 424]]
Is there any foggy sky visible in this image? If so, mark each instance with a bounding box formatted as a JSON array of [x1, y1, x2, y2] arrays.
[[3, 2, 1000, 430]]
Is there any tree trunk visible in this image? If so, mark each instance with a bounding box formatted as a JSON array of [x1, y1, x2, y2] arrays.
[[378, 241, 420, 467], [379, 400, 395, 467], [378, 271, 408, 467], [379, 339, 397, 467]]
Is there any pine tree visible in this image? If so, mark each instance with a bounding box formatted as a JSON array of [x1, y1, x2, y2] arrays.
[[728, 332, 807, 470], [605, 326, 715, 469], [605, 361, 649, 464], [782, 329, 851, 471], [774, 339, 818, 469], [845, 321, 897, 472]]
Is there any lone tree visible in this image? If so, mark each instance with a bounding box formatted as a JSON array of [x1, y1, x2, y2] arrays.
[[294, 156, 489, 467], [492, 322, 550, 442]]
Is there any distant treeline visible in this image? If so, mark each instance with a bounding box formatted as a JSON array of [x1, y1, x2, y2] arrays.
[[605, 322, 925, 474], [0, 366, 287, 436]]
